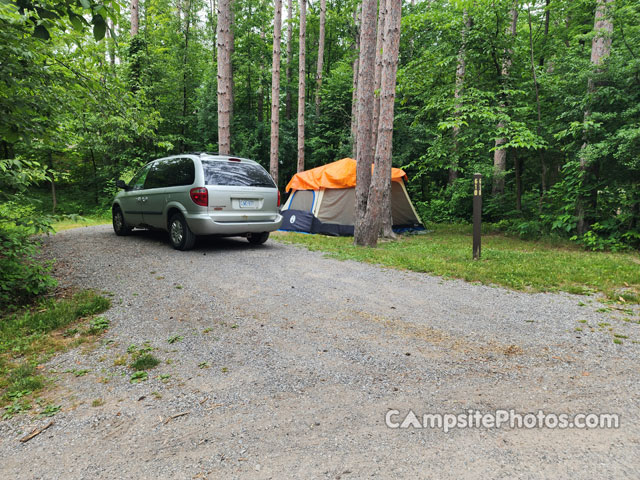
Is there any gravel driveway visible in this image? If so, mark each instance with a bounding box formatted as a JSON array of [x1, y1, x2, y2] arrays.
[[1, 225, 638, 479]]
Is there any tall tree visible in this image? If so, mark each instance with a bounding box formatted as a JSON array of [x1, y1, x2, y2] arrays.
[[577, 0, 614, 234], [354, 0, 381, 245], [208, 0, 217, 64], [270, 0, 283, 186], [449, 8, 471, 186], [492, 3, 518, 195], [350, 6, 360, 158], [131, 0, 139, 37], [258, 28, 266, 123], [180, 0, 193, 152], [315, 0, 327, 116], [371, 0, 386, 153], [297, 0, 307, 172], [285, 0, 294, 120], [217, 0, 234, 154], [358, 0, 402, 247]]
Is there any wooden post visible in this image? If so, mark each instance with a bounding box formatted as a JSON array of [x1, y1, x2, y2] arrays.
[[473, 173, 482, 260]]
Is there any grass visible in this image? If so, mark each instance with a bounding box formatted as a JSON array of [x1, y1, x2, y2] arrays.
[[130, 353, 160, 371], [52, 214, 110, 233], [0, 290, 110, 406], [274, 224, 640, 302]]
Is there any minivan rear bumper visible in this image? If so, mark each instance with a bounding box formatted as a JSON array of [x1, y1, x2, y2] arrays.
[[185, 213, 283, 235]]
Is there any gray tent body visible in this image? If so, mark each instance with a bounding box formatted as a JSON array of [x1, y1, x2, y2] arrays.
[[280, 181, 423, 236]]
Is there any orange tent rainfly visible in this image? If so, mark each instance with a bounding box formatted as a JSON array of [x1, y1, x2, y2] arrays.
[[281, 158, 423, 236], [285, 157, 408, 192]]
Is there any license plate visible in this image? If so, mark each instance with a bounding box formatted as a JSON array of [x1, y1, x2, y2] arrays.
[[239, 199, 257, 209]]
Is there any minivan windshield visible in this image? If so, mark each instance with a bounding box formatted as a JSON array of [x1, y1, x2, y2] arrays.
[[202, 160, 276, 188]]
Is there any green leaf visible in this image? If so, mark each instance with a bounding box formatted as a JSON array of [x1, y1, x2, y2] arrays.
[[69, 14, 83, 32], [79, 0, 91, 9], [92, 16, 106, 41], [33, 25, 50, 40]]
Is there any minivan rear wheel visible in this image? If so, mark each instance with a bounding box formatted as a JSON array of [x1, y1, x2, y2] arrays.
[[247, 232, 269, 245], [169, 213, 196, 250], [113, 206, 132, 236]]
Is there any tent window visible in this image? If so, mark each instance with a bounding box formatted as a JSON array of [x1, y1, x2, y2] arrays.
[[288, 190, 315, 212]]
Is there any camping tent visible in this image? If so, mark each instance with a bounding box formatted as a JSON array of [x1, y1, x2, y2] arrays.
[[280, 158, 423, 236]]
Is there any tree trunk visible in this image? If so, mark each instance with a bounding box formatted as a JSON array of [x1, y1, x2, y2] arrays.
[[527, 7, 545, 210], [577, 0, 614, 234], [246, 4, 253, 114], [350, 5, 360, 158], [258, 28, 266, 123], [270, 0, 283, 186], [449, 8, 471, 186], [539, 0, 550, 67], [48, 152, 57, 214], [107, 19, 116, 65], [492, 4, 518, 196], [358, 0, 402, 247], [314, 0, 326, 116], [130, 0, 139, 36], [297, 0, 307, 172], [353, 0, 378, 245], [285, 0, 294, 120], [217, 0, 234, 155], [371, 0, 386, 153], [209, 0, 217, 64], [514, 151, 521, 211], [181, 0, 192, 153], [374, 1, 394, 239]]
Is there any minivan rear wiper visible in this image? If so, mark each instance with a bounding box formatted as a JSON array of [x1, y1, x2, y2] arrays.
[[249, 182, 275, 188]]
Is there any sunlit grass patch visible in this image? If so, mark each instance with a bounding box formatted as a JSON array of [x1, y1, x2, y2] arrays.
[[52, 214, 110, 232], [0, 290, 111, 406], [274, 224, 640, 302]]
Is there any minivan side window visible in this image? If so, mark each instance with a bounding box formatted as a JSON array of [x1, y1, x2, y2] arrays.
[[144, 158, 195, 189], [129, 164, 152, 191]]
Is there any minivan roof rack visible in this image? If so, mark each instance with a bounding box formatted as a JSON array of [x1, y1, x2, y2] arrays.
[[184, 152, 237, 157]]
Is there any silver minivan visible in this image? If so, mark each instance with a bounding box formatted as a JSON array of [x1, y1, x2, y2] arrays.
[[112, 153, 283, 250]]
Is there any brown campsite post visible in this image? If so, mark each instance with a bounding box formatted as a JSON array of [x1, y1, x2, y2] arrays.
[[473, 173, 482, 260]]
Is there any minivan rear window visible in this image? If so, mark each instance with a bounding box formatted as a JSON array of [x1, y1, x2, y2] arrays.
[[202, 160, 276, 188], [145, 157, 195, 189]]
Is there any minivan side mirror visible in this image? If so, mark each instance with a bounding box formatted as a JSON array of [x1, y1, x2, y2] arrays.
[[116, 179, 130, 191]]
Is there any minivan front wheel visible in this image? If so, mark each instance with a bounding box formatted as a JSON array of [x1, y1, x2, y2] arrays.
[[113, 207, 132, 236], [247, 232, 269, 245], [169, 213, 196, 250]]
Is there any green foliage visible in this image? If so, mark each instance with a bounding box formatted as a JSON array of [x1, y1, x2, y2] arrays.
[[87, 316, 110, 334], [39, 403, 61, 417], [0, 290, 110, 403], [0, 290, 110, 362], [1, 0, 639, 254], [126, 342, 159, 371], [130, 353, 160, 371], [129, 371, 148, 383]]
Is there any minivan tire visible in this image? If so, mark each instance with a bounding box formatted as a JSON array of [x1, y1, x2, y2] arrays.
[[247, 232, 269, 245], [169, 213, 197, 250], [113, 206, 132, 236]]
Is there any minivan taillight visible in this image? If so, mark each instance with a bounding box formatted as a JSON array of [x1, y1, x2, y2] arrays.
[[277, 190, 281, 207], [190, 187, 208, 207]]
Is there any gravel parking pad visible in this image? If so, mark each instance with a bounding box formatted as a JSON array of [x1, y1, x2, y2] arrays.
[[1, 225, 638, 479]]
